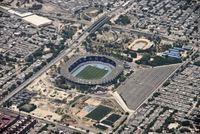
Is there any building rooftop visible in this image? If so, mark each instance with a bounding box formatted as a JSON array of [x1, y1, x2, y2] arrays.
[[0, 112, 18, 130], [23, 15, 52, 27]]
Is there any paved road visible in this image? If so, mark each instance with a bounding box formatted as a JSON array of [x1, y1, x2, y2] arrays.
[[112, 26, 179, 42], [1, 108, 87, 134], [0, 0, 130, 106], [116, 48, 198, 113], [0, 2, 138, 133], [0, 16, 109, 106], [117, 64, 181, 110]]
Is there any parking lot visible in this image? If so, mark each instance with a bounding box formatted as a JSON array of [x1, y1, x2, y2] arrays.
[[117, 64, 180, 110]]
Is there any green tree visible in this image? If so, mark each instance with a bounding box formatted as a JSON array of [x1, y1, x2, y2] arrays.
[[115, 15, 131, 25]]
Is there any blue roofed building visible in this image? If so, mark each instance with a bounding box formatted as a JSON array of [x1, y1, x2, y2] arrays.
[[161, 47, 184, 59]]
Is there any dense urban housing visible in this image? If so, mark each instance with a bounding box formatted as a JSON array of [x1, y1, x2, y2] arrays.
[[0, 0, 199, 133]]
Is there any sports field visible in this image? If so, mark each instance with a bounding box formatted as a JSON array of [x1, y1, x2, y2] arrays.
[[86, 105, 112, 121], [75, 65, 108, 80]]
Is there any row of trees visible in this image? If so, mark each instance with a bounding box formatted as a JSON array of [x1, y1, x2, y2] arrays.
[[136, 53, 182, 66]]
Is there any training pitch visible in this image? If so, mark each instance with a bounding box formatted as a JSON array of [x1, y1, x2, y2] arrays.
[[86, 105, 112, 121]]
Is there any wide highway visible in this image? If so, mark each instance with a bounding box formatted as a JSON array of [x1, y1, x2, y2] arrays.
[[0, 15, 110, 106], [0, 1, 129, 106]]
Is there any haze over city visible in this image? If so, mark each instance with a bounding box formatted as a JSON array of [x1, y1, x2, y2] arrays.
[[0, 0, 199, 134]]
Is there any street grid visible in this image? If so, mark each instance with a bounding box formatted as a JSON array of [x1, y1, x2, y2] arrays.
[[0, 0, 199, 133]]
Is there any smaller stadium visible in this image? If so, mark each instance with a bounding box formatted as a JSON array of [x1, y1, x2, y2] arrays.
[[128, 38, 153, 51], [60, 54, 124, 86]]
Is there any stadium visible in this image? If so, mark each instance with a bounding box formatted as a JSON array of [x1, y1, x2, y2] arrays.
[[128, 38, 153, 51], [60, 54, 124, 86]]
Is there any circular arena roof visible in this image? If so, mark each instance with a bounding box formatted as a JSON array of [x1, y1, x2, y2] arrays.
[[60, 54, 124, 86]]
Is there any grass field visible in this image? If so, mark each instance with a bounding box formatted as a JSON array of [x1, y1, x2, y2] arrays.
[[86, 105, 112, 121], [75, 65, 108, 80]]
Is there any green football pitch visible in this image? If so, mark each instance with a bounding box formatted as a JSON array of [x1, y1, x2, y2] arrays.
[[75, 65, 108, 80], [86, 105, 112, 121]]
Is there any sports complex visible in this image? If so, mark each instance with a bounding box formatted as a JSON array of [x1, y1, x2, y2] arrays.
[[60, 54, 124, 86]]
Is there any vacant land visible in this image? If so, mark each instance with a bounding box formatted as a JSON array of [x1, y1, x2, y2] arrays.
[[76, 65, 108, 80], [86, 105, 112, 121], [117, 64, 180, 110]]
